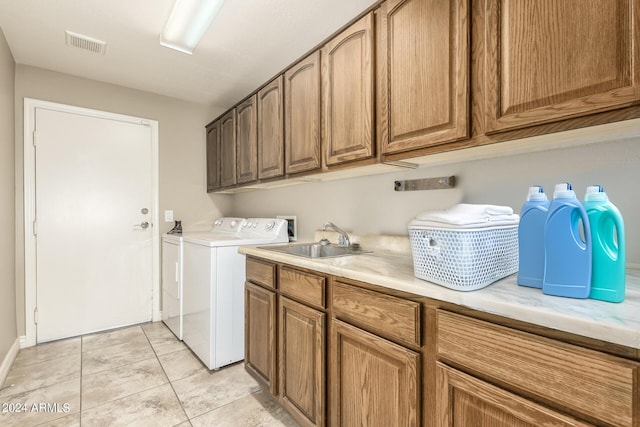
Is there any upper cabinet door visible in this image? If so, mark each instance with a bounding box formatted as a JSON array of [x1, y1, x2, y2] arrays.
[[206, 120, 220, 192], [285, 52, 322, 175], [258, 76, 284, 180], [485, 0, 640, 133], [378, 0, 470, 154], [236, 95, 258, 184], [219, 109, 237, 188], [322, 12, 375, 166]]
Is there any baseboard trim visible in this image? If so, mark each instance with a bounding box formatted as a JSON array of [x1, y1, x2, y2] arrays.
[[0, 338, 20, 388]]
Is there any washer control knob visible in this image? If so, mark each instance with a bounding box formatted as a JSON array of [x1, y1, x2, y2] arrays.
[[230, 220, 237, 228], [266, 221, 275, 231]]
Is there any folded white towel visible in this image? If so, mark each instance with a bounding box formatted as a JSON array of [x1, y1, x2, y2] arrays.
[[413, 203, 519, 228]]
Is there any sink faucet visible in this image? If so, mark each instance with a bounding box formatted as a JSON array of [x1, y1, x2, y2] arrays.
[[322, 222, 351, 247]]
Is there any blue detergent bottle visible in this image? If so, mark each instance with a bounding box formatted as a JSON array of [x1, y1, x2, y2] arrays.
[[584, 185, 626, 303], [517, 186, 550, 288], [542, 183, 592, 298]]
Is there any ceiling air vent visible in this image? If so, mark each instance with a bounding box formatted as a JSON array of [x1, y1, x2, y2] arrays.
[[65, 31, 106, 55]]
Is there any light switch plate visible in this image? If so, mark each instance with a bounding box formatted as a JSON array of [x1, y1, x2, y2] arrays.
[[164, 210, 174, 222]]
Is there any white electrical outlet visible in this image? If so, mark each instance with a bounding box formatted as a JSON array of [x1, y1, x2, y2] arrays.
[[164, 210, 174, 222]]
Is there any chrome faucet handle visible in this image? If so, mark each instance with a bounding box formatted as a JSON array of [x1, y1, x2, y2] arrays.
[[322, 222, 351, 247]]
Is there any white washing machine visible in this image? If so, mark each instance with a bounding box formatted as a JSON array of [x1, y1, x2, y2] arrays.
[[182, 217, 288, 370], [161, 217, 246, 340]]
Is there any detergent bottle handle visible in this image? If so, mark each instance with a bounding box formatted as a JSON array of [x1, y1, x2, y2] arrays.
[[575, 205, 591, 250], [605, 208, 625, 256]]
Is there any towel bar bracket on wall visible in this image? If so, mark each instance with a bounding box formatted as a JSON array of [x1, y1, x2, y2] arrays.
[[394, 176, 456, 192]]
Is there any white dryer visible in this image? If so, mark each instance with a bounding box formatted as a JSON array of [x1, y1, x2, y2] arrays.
[[161, 217, 245, 340], [182, 217, 288, 370]]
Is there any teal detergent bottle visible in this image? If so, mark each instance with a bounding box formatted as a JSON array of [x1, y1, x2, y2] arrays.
[[517, 186, 550, 288], [542, 183, 592, 298], [584, 185, 626, 303]]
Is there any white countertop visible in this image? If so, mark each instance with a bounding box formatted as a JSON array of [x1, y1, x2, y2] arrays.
[[240, 241, 640, 350]]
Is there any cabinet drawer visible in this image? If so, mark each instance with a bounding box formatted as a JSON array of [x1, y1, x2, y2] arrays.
[[279, 266, 326, 309], [332, 281, 421, 347], [436, 310, 638, 427], [246, 257, 276, 289]]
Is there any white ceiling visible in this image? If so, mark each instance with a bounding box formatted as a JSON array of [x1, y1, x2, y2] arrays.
[[0, 0, 377, 110]]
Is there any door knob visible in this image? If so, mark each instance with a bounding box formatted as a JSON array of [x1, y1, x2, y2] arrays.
[[134, 221, 150, 229]]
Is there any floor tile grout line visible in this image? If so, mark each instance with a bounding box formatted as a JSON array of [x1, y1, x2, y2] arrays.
[[0, 354, 82, 401], [80, 325, 160, 377], [8, 337, 81, 370], [78, 325, 169, 418], [141, 323, 192, 423]]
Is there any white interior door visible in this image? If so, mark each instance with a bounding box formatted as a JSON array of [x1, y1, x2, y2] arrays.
[[34, 107, 153, 343]]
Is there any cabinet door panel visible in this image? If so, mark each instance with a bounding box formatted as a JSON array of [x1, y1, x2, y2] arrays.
[[245, 282, 277, 395], [485, 0, 640, 132], [219, 110, 236, 188], [436, 363, 593, 427], [206, 120, 220, 192], [437, 310, 638, 427], [258, 76, 284, 180], [236, 95, 258, 184], [322, 12, 374, 165], [330, 319, 419, 427], [285, 52, 322, 174], [279, 297, 325, 427], [378, 0, 470, 153]]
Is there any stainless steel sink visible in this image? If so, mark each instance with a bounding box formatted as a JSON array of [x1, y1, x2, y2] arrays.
[[260, 242, 371, 259]]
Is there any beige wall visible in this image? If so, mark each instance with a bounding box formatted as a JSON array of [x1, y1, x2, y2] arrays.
[[234, 135, 640, 266], [14, 65, 232, 336], [0, 29, 17, 364]]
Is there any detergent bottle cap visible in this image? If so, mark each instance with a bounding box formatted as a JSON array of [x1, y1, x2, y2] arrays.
[[584, 185, 609, 202], [526, 186, 548, 202], [553, 182, 576, 199]]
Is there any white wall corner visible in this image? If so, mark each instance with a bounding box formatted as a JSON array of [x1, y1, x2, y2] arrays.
[[0, 337, 21, 388]]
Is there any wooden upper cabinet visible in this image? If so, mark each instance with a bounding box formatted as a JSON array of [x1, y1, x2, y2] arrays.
[[322, 12, 375, 166], [219, 109, 236, 188], [258, 76, 284, 180], [378, 0, 470, 154], [236, 95, 258, 184], [206, 120, 220, 192], [285, 52, 322, 174], [484, 0, 640, 133]]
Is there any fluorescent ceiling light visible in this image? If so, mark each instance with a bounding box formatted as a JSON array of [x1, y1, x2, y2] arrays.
[[160, 0, 225, 54]]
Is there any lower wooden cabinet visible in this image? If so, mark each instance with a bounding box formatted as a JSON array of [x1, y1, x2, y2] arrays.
[[330, 319, 420, 427], [244, 257, 639, 427], [436, 310, 638, 427], [279, 297, 326, 427], [244, 281, 277, 395], [435, 363, 593, 426]]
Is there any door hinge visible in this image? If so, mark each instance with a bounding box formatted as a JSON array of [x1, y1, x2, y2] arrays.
[[33, 307, 38, 325], [33, 220, 37, 236], [32, 131, 36, 146]]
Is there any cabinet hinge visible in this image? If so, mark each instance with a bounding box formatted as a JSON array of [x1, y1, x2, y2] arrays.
[[33, 220, 37, 236], [33, 307, 38, 325], [32, 131, 36, 146]]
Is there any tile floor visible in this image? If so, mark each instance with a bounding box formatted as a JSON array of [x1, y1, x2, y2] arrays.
[[0, 322, 300, 427]]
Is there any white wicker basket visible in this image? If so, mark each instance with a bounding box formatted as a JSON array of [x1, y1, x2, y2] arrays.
[[408, 224, 519, 291]]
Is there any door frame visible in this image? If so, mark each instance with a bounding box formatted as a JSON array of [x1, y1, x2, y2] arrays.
[[23, 98, 161, 347]]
